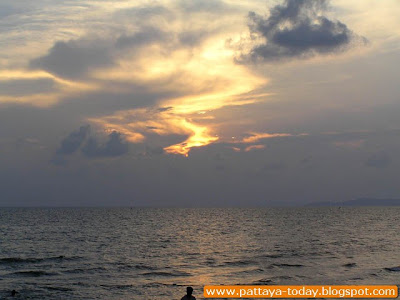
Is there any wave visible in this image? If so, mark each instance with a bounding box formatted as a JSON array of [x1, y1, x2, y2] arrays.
[[343, 263, 357, 268], [140, 271, 191, 277], [270, 275, 294, 281], [268, 263, 304, 268], [385, 266, 400, 272], [0, 256, 81, 265], [12, 270, 58, 277], [45, 286, 74, 292], [253, 278, 273, 284], [99, 284, 135, 290], [141, 282, 185, 288], [117, 263, 157, 271], [219, 259, 257, 267], [234, 268, 264, 275], [62, 267, 108, 274], [257, 254, 284, 259]]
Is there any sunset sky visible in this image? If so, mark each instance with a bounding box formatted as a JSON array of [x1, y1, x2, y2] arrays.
[[1, 0, 400, 206]]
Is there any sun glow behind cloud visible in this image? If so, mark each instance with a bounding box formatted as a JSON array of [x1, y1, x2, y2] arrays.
[[88, 34, 267, 156], [241, 132, 294, 144], [0, 70, 97, 106], [0, 0, 379, 157], [163, 119, 219, 156], [0, 0, 270, 156], [2, 0, 400, 208]]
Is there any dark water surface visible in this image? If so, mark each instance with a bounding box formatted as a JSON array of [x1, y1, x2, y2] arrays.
[[1, 207, 400, 299]]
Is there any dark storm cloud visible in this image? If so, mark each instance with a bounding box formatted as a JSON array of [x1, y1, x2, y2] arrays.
[[51, 127, 129, 165], [29, 26, 188, 79], [28, 4, 171, 80], [30, 40, 113, 79], [28, 2, 224, 80], [237, 0, 366, 63], [56, 125, 90, 155], [365, 152, 391, 168], [82, 131, 129, 158]]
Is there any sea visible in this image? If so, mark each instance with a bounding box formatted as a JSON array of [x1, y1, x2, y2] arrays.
[[0, 207, 400, 299]]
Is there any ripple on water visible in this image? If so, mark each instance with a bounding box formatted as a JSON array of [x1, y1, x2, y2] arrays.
[[140, 271, 191, 277], [11, 270, 59, 277], [267, 263, 305, 269], [219, 259, 257, 267], [62, 267, 108, 274], [253, 278, 273, 284], [385, 266, 400, 272], [1, 207, 400, 299], [0, 256, 81, 265], [343, 263, 357, 268]]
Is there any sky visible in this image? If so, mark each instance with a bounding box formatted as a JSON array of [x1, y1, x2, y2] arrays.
[[1, 0, 400, 206]]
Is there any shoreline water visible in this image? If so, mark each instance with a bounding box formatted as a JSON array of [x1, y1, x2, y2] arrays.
[[1, 207, 399, 299]]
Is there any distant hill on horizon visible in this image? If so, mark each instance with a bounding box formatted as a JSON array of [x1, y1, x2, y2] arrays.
[[306, 198, 400, 207]]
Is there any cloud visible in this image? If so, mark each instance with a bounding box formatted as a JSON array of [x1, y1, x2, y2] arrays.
[[82, 131, 129, 158], [115, 26, 169, 49], [178, 29, 213, 47], [236, 0, 367, 63], [244, 144, 266, 152], [27, 5, 199, 81], [144, 146, 164, 156], [262, 162, 286, 171], [0, 4, 24, 19], [333, 139, 365, 149], [56, 125, 90, 155], [114, 4, 171, 19], [178, 0, 229, 14], [50, 155, 68, 166], [52, 126, 129, 164], [241, 132, 294, 143], [215, 164, 225, 171], [365, 152, 391, 168], [4, 1, 265, 157], [30, 39, 113, 79], [0, 78, 56, 96]]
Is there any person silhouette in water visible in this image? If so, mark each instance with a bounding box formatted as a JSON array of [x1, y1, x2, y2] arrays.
[[181, 286, 196, 300]]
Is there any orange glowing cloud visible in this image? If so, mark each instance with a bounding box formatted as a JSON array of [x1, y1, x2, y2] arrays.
[[164, 120, 219, 157], [333, 139, 365, 149], [88, 107, 219, 157], [86, 32, 267, 156], [244, 144, 266, 152], [221, 132, 308, 152], [241, 132, 293, 144], [0, 70, 98, 107], [1, 1, 276, 156]]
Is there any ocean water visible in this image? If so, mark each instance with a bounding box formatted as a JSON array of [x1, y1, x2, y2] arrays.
[[1, 207, 400, 299]]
